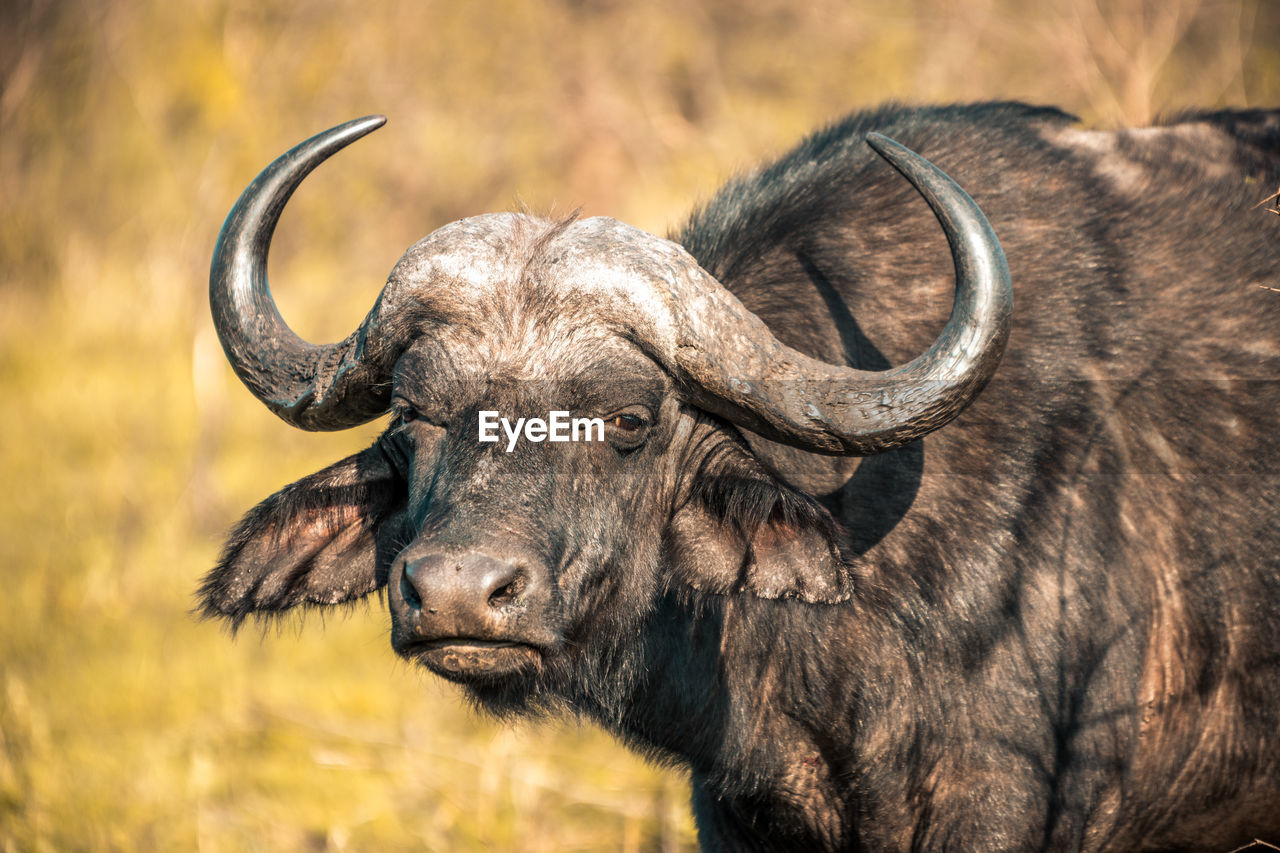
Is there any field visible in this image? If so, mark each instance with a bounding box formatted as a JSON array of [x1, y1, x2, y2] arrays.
[[2, 1, 1278, 849]]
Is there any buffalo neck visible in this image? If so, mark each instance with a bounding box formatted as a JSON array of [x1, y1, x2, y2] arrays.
[[567, 584, 908, 848]]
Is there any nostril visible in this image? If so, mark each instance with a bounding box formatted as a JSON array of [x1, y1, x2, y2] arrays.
[[487, 570, 525, 609], [400, 564, 422, 611], [402, 554, 529, 614]]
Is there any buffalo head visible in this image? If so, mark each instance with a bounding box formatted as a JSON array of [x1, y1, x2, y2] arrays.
[[199, 116, 1010, 705]]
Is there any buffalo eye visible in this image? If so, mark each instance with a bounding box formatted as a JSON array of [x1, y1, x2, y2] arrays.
[[388, 399, 443, 447], [390, 397, 425, 430], [603, 406, 651, 451], [610, 413, 643, 432]]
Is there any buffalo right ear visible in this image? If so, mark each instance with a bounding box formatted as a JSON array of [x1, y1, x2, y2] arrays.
[[198, 443, 407, 630], [664, 439, 851, 604]]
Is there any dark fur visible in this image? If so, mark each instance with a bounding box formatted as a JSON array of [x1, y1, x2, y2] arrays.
[[202, 103, 1280, 851]]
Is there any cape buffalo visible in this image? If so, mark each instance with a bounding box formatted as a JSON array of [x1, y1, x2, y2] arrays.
[[200, 102, 1280, 851]]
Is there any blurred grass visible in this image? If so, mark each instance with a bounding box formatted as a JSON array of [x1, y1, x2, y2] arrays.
[[1, 0, 1277, 849]]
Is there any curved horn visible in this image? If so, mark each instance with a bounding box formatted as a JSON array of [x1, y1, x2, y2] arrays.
[[209, 115, 396, 430], [672, 133, 1012, 455]]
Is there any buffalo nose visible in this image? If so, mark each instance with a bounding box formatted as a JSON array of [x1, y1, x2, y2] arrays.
[[399, 552, 525, 618]]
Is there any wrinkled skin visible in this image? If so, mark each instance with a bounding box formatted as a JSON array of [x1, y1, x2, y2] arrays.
[[202, 103, 1280, 851], [382, 330, 681, 693]]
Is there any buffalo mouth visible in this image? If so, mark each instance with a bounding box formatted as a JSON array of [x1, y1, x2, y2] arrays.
[[396, 638, 543, 683]]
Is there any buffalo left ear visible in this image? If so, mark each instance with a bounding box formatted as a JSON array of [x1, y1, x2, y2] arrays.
[[664, 443, 851, 604], [198, 443, 406, 629]]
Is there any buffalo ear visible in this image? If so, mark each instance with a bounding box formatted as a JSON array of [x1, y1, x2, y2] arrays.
[[665, 443, 851, 604], [199, 443, 406, 629]]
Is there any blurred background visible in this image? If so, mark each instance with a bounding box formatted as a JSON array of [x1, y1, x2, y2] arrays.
[[1, 0, 1277, 849]]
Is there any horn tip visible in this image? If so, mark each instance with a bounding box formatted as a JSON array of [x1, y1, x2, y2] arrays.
[[344, 114, 388, 138]]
